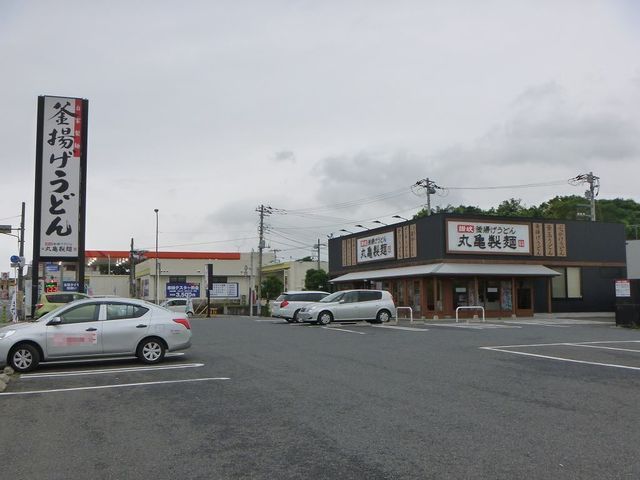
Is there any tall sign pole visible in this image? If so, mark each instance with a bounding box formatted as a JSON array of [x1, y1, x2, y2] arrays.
[[32, 96, 88, 316]]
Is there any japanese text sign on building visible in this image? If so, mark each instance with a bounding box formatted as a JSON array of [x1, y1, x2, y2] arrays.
[[36, 96, 87, 258], [447, 220, 531, 255], [166, 282, 201, 298], [357, 232, 395, 263], [209, 282, 239, 298], [62, 281, 80, 292]]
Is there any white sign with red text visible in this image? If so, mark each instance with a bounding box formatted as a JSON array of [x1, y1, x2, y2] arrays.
[[39, 96, 83, 258], [357, 232, 395, 263], [447, 220, 531, 254]]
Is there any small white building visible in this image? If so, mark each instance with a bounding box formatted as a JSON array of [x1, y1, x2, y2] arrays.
[[134, 250, 273, 304], [261, 260, 329, 292], [84, 249, 275, 304]]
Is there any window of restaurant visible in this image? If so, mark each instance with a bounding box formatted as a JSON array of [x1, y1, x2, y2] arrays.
[[397, 280, 405, 306], [551, 267, 582, 299], [478, 279, 502, 311], [406, 279, 421, 316], [452, 279, 471, 309]]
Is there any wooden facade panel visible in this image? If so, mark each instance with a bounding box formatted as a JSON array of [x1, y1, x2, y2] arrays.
[[555, 224, 567, 257], [410, 224, 417, 258], [350, 238, 357, 265], [396, 227, 404, 259], [544, 224, 556, 257], [532, 222, 544, 257]]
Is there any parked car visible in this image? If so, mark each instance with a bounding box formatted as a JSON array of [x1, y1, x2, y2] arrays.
[[34, 292, 90, 318], [0, 297, 192, 372], [270, 291, 330, 323], [160, 298, 195, 316], [297, 289, 396, 325]]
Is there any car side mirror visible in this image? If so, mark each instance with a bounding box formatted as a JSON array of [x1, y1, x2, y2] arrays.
[[339, 299, 345, 304], [47, 317, 62, 326]]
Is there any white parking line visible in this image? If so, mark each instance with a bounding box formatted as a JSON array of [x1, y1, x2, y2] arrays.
[[321, 326, 367, 335], [504, 321, 569, 328], [564, 344, 640, 353], [372, 325, 429, 332], [430, 323, 521, 329], [480, 346, 640, 372], [0, 377, 230, 396], [481, 340, 640, 372], [484, 340, 640, 349], [21, 363, 205, 379]]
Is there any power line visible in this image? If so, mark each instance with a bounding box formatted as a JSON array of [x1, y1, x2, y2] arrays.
[[443, 179, 570, 190]]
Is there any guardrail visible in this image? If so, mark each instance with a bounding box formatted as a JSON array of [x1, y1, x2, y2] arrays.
[[455, 305, 485, 323], [394, 306, 414, 324]]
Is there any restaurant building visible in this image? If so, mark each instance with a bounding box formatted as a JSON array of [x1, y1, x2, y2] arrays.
[[328, 214, 626, 318]]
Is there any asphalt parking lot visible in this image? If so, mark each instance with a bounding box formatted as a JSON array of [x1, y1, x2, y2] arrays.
[[2, 315, 640, 479]]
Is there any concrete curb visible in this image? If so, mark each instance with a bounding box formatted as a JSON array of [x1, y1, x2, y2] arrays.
[[0, 367, 15, 392]]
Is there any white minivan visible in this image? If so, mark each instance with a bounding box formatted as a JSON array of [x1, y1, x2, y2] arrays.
[[270, 291, 330, 323], [160, 298, 194, 316], [297, 289, 396, 325]]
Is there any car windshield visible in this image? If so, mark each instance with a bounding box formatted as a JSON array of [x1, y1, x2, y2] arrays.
[[36, 302, 76, 322], [319, 291, 344, 303]]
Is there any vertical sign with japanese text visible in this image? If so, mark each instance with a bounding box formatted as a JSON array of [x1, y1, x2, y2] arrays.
[[36, 96, 86, 258]]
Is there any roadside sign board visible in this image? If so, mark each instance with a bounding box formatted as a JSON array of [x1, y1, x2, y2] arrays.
[[62, 281, 80, 292], [166, 283, 200, 298], [209, 282, 239, 298], [45, 263, 60, 273], [615, 279, 631, 297]]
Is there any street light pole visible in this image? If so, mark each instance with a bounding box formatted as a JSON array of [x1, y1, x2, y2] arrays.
[[154, 208, 159, 304]]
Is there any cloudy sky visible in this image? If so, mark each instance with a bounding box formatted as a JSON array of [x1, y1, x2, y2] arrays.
[[1, 0, 639, 271]]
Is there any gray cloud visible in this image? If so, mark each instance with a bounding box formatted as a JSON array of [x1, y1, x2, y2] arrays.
[[272, 150, 296, 164]]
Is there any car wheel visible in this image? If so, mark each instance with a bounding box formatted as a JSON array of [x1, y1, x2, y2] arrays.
[[137, 338, 166, 364], [376, 309, 391, 324], [317, 311, 333, 325], [10, 343, 40, 373], [292, 310, 301, 322]]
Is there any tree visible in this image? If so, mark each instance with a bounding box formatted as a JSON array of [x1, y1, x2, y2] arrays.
[[489, 198, 527, 217], [261, 276, 283, 300], [304, 269, 329, 291], [416, 204, 483, 218]]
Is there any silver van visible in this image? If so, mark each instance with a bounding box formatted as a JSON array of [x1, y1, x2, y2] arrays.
[[297, 289, 396, 325], [270, 291, 330, 323]]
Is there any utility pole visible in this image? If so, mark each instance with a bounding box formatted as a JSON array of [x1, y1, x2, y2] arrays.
[[314, 239, 326, 271], [256, 204, 272, 313], [414, 178, 441, 215], [570, 172, 600, 221], [250, 248, 254, 317], [18, 201, 25, 320], [129, 238, 135, 298]]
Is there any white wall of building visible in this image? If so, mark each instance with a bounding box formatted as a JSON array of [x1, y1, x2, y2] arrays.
[[627, 240, 640, 279], [262, 261, 328, 292], [86, 274, 130, 297]]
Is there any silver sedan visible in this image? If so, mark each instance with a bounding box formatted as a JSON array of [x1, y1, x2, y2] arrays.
[[0, 297, 192, 373]]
